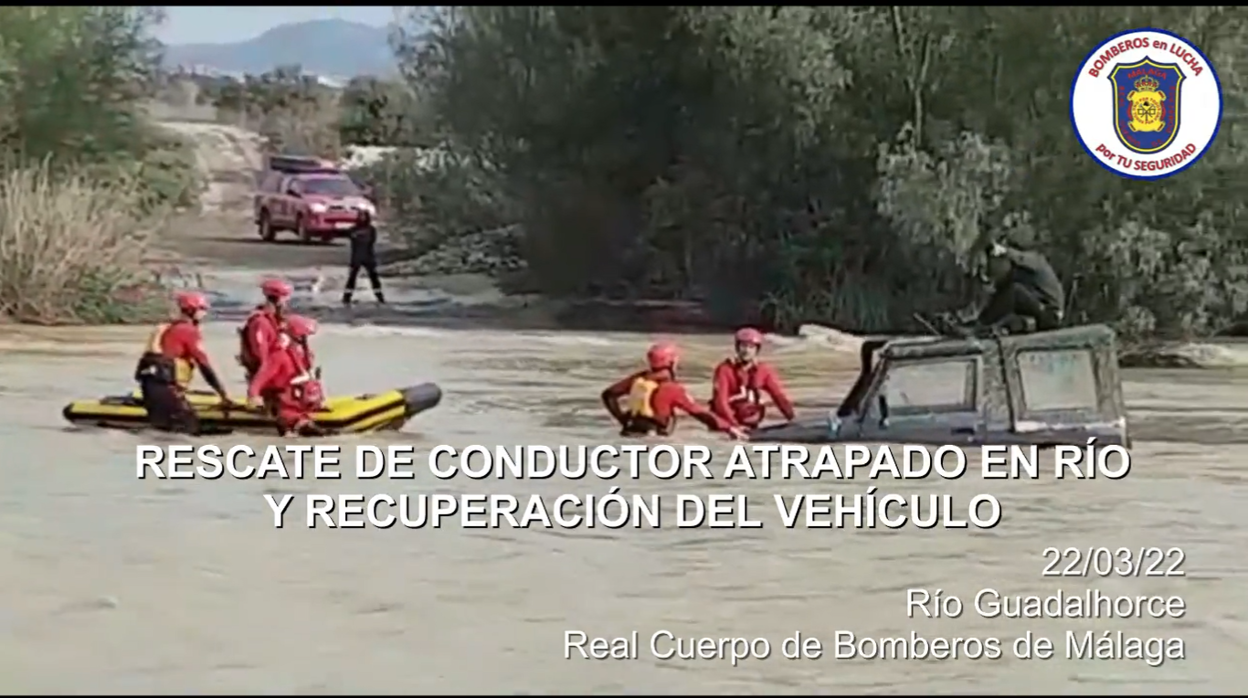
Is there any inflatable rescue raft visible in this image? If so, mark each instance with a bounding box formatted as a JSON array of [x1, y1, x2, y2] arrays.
[[62, 383, 442, 435]]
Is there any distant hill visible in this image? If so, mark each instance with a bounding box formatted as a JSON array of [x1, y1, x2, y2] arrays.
[[162, 19, 396, 79]]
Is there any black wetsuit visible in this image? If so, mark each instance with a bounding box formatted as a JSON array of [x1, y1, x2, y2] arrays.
[[976, 249, 1065, 333], [134, 353, 210, 435], [343, 224, 385, 305], [139, 377, 201, 434]]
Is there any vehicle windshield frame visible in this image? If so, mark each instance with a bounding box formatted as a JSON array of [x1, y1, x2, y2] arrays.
[[875, 355, 980, 417], [299, 176, 359, 197], [836, 339, 888, 417]]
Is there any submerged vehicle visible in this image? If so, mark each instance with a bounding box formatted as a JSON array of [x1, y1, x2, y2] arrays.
[[750, 324, 1128, 447], [62, 383, 442, 436]]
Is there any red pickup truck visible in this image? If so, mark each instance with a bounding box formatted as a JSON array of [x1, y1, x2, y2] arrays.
[[253, 157, 377, 243]]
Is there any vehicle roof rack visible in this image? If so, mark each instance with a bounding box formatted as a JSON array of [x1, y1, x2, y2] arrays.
[[266, 154, 342, 175]]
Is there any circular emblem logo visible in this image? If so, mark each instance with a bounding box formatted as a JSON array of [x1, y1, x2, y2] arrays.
[[1070, 28, 1223, 180]]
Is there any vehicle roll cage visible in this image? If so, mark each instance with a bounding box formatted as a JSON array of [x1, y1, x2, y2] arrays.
[[752, 324, 1128, 447], [837, 338, 888, 418]]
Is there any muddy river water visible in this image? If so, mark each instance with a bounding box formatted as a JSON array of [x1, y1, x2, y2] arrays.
[[2, 266, 1247, 694]]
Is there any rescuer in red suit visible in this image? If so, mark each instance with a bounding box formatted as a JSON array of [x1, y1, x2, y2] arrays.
[[601, 342, 746, 439], [248, 315, 325, 436], [709, 327, 795, 430]]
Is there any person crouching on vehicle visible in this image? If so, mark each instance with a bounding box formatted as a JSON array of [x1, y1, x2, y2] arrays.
[[710, 327, 796, 431], [937, 241, 1065, 338], [238, 278, 293, 382], [972, 241, 1065, 334], [247, 315, 325, 436], [135, 291, 232, 434], [601, 342, 746, 440]]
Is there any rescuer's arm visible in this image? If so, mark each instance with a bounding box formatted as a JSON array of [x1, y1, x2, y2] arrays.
[[251, 321, 276, 360], [248, 352, 285, 402], [600, 372, 638, 427], [672, 386, 745, 438], [200, 363, 229, 401], [762, 366, 796, 421], [710, 362, 741, 427], [183, 332, 229, 399]]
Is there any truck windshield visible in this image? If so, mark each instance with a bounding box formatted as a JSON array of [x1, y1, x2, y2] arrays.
[[302, 177, 359, 197]]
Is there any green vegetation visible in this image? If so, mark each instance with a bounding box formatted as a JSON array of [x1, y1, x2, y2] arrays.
[[169, 67, 427, 157], [0, 7, 202, 324], [153, 7, 1248, 340], [338, 76, 429, 148], [362, 6, 1248, 339], [181, 66, 345, 157]]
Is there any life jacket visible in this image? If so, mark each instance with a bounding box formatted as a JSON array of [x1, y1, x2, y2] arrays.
[[289, 338, 316, 372], [623, 377, 660, 419], [237, 307, 277, 376], [288, 370, 324, 411], [280, 344, 324, 411], [726, 363, 763, 407], [135, 322, 195, 388]]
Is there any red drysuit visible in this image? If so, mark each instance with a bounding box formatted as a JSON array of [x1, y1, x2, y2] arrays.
[[710, 359, 796, 429], [238, 306, 283, 381], [248, 340, 323, 434]]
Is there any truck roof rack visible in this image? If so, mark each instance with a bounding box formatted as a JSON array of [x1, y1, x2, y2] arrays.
[[265, 154, 342, 175]]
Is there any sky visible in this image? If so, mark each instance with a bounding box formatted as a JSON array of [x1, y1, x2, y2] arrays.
[[157, 6, 397, 45]]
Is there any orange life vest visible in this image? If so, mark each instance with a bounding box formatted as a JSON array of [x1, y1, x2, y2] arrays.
[[623, 377, 659, 419], [139, 322, 195, 388]]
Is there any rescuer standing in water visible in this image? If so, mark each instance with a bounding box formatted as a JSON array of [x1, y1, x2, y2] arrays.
[[248, 314, 325, 436], [238, 278, 293, 382], [948, 242, 1066, 336], [710, 327, 796, 430], [601, 342, 747, 439], [135, 291, 232, 434]]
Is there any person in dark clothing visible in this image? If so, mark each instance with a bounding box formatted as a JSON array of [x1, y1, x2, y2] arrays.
[[953, 242, 1065, 336], [342, 214, 385, 306]]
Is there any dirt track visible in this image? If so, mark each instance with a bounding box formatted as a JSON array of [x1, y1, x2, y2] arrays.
[[153, 211, 407, 270]]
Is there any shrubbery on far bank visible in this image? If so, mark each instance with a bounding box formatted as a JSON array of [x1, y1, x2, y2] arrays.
[[367, 7, 1248, 340], [0, 7, 201, 324]]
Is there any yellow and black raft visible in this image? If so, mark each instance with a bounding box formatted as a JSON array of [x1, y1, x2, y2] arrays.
[[62, 383, 442, 435]]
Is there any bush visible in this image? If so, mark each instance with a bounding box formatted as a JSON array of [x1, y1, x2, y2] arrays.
[[0, 7, 202, 325], [0, 164, 166, 324], [132, 131, 205, 213], [82, 132, 205, 216], [354, 146, 517, 254], [189, 66, 343, 158]]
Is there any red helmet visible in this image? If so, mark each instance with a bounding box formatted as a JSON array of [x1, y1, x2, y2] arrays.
[[175, 291, 210, 314], [286, 315, 318, 339], [734, 327, 764, 346], [261, 278, 293, 301], [646, 342, 680, 371]]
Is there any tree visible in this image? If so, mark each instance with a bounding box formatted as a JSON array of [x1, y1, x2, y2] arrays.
[[0, 7, 203, 323], [338, 76, 431, 147]]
